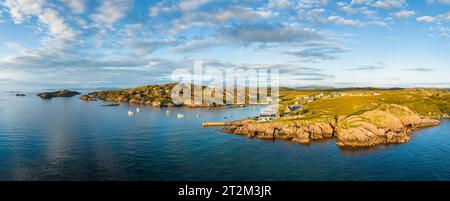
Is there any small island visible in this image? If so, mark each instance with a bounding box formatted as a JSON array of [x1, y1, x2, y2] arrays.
[[37, 90, 80, 99]]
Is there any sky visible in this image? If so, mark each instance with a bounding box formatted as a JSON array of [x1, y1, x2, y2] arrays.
[[0, 0, 450, 90]]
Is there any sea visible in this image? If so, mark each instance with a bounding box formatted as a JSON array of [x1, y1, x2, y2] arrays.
[[0, 91, 449, 180]]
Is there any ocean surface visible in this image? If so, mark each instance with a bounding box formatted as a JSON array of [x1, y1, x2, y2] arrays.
[[0, 91, 449, 181]]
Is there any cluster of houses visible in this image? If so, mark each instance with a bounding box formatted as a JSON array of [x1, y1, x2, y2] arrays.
[[254, 91, 382, 122], [282, 91, 382, 114], [255, 105, 279, 122], [284, 102, 303, 113], [302, 92, 381, 104], [256, 110, 277, 122]]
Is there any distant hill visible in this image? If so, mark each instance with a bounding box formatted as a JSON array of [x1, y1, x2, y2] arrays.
[[295, 85, 335, 90]]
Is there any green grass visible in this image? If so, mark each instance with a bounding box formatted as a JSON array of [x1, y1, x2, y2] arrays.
[[279, 88, 450, 119]]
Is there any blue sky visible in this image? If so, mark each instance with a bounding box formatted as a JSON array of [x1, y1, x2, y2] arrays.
[[0, 0, 449, 90]]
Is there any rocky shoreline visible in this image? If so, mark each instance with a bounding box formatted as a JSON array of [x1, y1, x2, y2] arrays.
[[86, 83, 253, 107], [88, 84, 176, 107], [224, 104, 441, 147]]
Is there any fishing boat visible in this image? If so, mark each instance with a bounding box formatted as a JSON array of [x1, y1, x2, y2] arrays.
[[177, 113, 184, 119], [128, 110, 135, 116]]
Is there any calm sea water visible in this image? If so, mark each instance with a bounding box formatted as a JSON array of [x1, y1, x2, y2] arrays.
[[0, 91, 449, 181]]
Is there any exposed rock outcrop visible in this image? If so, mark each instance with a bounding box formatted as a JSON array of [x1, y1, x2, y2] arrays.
[[224, 104, 440, 147], [336, 104, 439, 147], [79, 95, 97, 101], [224, 118, 336, 144], [37, 90, 80, 99]]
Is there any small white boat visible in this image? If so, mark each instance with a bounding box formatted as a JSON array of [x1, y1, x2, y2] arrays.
[[166, 110, 172, 116], [177, 113, 184, 119], [128, 110, 135, 116], [136, 108, 140, 113]]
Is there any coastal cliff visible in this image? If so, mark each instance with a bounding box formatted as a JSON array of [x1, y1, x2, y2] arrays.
[[224, 104, 441, 147]]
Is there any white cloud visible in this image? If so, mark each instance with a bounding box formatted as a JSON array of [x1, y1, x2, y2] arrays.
[[351, 0, 372, 5], [283, 46, 350, 61], [148, 1, 178, 17], [416, 16, 435, 23], [391, 10, 415, 18], [2, 0, 45, 24], [124, 38, 177, 56], [91, 0, 132, 27], [367, 21, 389, 27], [327, 15, 361, 26], [268, 0, 293, 9], [337, 2, 376, 16], [3, 0, 76, 41], [426, 0, 450, 4], [38, 8, 77, 41], [373, 0, 405, 9], [173, 38, 220, 53], [0, 9, 5, 23], [220, 23, 324, 44], [297, 0, 328, 9], [167, 6, 278, 34], [438, 12, 450, 22], [418, 12, 450, 38], [178, 0, 211, 11], [0, 68, 29, 82], [63, 0, 86, 14], [122, 23, 144, 37]]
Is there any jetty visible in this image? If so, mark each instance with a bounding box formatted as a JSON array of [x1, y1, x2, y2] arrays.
[[202, 122, 232, 127]]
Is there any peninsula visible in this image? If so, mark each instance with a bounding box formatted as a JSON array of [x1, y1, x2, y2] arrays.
[[86, 84, 449, 147], [224, 88, 449, 147]]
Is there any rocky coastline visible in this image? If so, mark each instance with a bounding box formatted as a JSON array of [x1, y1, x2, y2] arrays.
[[87, 83, 251, 107], [224, 104, 441, 147], [88, 84, 176, 107]]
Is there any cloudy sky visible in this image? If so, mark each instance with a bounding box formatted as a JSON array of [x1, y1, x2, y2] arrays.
[[0, 0, 449, 90]]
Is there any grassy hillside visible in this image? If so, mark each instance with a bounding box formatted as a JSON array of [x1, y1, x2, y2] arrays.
[[279, 88, 450, 119]]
